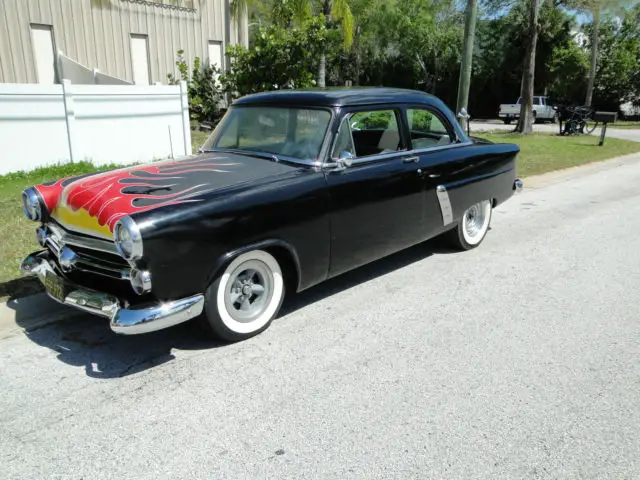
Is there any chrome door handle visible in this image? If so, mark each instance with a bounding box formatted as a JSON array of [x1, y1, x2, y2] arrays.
[[402, 156, 419, 163]]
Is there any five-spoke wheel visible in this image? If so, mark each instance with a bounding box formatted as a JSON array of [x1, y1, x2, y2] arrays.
[[203, 250, 285, 342]]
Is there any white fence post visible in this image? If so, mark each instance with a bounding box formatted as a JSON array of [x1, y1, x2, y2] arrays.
[[179, 80, 192, 155], [61, 79, 79, 163]]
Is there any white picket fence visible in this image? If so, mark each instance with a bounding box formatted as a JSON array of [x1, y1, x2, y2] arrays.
[[0, 80, 192, 175]]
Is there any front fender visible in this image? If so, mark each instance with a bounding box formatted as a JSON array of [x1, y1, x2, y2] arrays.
[[206, 239, 303, 291]]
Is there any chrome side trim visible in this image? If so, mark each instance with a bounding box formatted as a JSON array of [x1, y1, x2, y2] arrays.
[[48, 223, 119, 255], [436, 185, 454, 226], [20, 252, 204, 335]]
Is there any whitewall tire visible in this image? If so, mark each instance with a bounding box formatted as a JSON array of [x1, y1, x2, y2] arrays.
[[203, 250, 285, 342], [447, 200, 492, 250]]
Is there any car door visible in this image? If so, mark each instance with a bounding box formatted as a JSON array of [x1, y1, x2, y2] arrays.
[[324, 107, 426, 278], [403, 106, 470, 237]]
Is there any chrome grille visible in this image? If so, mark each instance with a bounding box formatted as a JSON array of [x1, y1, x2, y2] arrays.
[[41, 223, 130, 281]]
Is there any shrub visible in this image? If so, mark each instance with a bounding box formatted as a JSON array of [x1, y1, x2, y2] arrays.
[[168, 50, 225, 123]]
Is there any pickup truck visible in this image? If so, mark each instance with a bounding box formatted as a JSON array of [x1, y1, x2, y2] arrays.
[[498, 96, 558, 124]]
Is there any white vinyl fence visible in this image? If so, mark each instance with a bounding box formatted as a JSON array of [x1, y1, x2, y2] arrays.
[[0, 80, 192, 175]]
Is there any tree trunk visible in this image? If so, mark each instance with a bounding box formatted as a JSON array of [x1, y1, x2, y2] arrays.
[[318, 54, 327, 88], [317, 3, 332, 88], [585, 8, 599, 107], [514, 0, 540, 134], [456, 0, 478, 128]]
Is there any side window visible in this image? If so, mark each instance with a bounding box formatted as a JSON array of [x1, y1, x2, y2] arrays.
[[407, 109, 453, 149], [332, 109, 401, 159], [331, 120, 356, 159]]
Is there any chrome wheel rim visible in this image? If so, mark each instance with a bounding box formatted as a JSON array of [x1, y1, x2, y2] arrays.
[[463, 200, 490, 241], [224, 259, 274, 323]]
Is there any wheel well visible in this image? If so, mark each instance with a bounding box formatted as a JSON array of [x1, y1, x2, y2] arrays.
[[263, 246, 299, 294]]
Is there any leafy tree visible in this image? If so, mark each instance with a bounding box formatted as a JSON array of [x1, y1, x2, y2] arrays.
[[231, 0, 354, 87], [220, 17, 329, 97], [590, 5, 640, 109], [563, 0, 635, 106], [396, 0, 463, 95]]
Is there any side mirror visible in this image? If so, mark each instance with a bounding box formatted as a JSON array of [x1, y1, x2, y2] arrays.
[[335, 151, 354, 170]]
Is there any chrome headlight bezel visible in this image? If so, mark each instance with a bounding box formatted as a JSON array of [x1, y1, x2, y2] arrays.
[[22, 187, 46, 222], [113, 216, 143, 261]]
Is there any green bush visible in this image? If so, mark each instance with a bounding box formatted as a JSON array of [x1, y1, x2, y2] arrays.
[[168, 50, 225, 123], [220, 17, 330, 98]]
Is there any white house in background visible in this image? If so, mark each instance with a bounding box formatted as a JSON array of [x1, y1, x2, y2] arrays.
[[0, 0, 248, 85]]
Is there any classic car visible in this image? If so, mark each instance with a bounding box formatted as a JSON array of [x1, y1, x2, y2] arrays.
[[20, 88, 523, 342]]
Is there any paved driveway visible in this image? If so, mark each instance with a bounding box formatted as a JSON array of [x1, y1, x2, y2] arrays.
[[470, 120, 640, 142], [2, 155, 640, 479]]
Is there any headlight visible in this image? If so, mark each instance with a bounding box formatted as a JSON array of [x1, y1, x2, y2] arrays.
[[22, 187, 46, 222], [113, 216, 143, 261]]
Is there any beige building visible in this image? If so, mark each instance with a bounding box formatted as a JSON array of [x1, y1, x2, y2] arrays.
[[0, 0, 248, 84]]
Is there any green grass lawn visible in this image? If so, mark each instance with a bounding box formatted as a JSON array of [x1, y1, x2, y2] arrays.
[[1, 131, 639, 298], [477, 132, 640, 177], [192, 129, 211, 152], [609, 121, 640, 130]]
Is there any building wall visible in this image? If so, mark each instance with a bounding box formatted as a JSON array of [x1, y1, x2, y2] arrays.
[[0, 0, 248, 84]]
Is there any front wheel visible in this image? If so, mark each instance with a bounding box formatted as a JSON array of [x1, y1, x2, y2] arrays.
[[446, 200, 492, 250], [503, 118, 512, 125], [202, 250, 285, 342]]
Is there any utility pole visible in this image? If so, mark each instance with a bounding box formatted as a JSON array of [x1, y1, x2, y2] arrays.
[[456, 0, 478, 129]]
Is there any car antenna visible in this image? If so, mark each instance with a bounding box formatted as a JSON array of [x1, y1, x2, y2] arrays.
[[168, 125, 175, 160]]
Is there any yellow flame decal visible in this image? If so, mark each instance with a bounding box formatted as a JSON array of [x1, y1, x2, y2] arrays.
[[51, 204, 113, 239]]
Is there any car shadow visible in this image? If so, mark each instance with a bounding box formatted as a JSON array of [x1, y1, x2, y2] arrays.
[[7, 237, 457, 379]]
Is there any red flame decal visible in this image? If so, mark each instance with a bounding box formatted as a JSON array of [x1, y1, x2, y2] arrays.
[[35, 157, 239, 232]]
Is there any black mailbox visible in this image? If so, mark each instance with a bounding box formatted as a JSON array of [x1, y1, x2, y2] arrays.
[[594, 111, 617, 146], [594, 111, 617, 123]]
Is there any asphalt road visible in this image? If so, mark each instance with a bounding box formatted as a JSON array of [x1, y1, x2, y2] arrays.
[[2, 155, 640, 479]]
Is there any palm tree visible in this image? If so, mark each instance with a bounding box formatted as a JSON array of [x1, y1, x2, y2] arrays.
[[231, 0, 354, 87]]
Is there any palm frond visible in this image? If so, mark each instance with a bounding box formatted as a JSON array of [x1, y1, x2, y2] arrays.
[[331, 0, 355, 48]]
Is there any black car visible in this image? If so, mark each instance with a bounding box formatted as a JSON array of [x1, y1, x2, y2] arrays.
[[20, 88, 522, 341]]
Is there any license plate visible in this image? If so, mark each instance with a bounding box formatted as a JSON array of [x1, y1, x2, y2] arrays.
[[43, 272, 68, 302]]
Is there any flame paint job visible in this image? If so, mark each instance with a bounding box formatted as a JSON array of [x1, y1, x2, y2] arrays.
[[33, 154, 294, 238]]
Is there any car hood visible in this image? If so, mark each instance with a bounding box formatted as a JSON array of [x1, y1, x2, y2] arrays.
[[33, 152, 300, 239]]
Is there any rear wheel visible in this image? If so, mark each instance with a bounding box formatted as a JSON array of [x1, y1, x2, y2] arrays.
[[446, 200, 492, 250], [202, 250, 285, 342]]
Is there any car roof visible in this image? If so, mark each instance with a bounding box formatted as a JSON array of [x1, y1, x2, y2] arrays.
[[232, 88, 438, 108]]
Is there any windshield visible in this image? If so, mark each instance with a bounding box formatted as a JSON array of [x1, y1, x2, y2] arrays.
[[203, 106, 332, 162]]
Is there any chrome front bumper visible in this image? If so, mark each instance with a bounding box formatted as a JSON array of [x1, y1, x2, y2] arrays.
[[20, 252, 204, 335]]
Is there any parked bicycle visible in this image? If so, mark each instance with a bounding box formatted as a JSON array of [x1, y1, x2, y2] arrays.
[[559, 105, 599, 135]]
